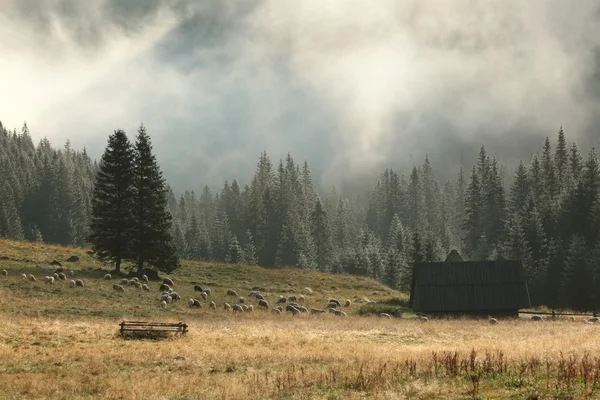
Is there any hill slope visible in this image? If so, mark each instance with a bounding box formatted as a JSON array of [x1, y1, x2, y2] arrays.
[[0, 239, 407, 320]]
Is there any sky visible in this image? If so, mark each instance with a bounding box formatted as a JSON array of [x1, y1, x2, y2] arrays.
[[1, 0, 599, 193]]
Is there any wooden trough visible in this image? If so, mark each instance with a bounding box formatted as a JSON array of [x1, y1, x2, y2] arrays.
[[119, 321, 188, 339]]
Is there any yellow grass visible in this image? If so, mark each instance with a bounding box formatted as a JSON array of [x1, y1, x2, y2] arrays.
[[1, 239, 599, 399]]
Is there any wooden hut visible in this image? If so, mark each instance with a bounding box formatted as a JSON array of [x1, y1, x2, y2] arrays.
[[409, 253, 531, 318]]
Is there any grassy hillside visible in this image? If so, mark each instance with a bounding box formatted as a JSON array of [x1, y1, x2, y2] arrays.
[[0, 239, 408, 320], [1, 239, 598, 400]]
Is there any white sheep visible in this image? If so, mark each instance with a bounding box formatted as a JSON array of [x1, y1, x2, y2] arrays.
[[258, 299, 269, 309], [161, 300, 167, 308], [188, 298, 195, 307], [233, 304, 244, 312], [334, 310, 347, 317], [47, 276, 55, 284], [288, 295, 297, 302], [227, 289, 238, 297], [419, 316, 428, 322], [142, 284, 150, 291], [241, 304, 249, 312], [28, 274, 36, 282], [69, 270, 75, 277], [489, 318, 498, 325], [380, 313, 392, 319], [75, 279, 84, 287], [21, 273, 27, 280], [248, 305, 254, 312], [131, 277, 139, 283], [165, 295, 173, 304], [189, 298, 202, 308], [104, 273, 112, 280], [141, 275, 149, 283], [69, 280, 75, 288], [303, 287, 313, 294], [310, 308, 326, 314], [249, 290, 260, 297], [344, 299, 351, 307], [58, 272, 66, 280], [203, 288, 211, 295], [163, 278, 174, 286], [52, 273, 59, 280], [113, 284, 125, 292], [272, 308, 282, 315], [238, 296, 245, 304], [297, 306, 308, 313], [120, 278, 128, 284], [224, 302, 232, 311], [209, 301, 216, 310], [276, 296, 286, 304], [1, 269, 7, 277], [134, 282, 142, 289], [299, 295, 305, 303], [201, 292, 208, 301]]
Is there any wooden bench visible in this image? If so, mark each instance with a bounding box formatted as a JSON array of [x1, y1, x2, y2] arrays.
[[119, 321, 188, 338]]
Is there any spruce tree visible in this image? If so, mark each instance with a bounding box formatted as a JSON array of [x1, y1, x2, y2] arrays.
[[185, 215, 201, 259], [509, 161, 530, 216], [131, 125, 178, 274], [225, 235, 245, 264], [89, 130, 135, 273], [462, 166, 483, 259], [562, 234, 593, 310], [310, 198, 333, 271], [242, 229, 258, 265]]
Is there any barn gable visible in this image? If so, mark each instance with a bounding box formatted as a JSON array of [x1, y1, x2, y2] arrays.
[[409, 258, 531, 315]]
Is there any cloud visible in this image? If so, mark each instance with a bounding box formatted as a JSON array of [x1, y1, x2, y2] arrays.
[[1, 0, 599, 193]]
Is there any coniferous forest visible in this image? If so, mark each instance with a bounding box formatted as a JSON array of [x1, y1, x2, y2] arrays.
[[1, 120, 599, 311]]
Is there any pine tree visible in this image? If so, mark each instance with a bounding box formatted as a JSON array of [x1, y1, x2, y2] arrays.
[[242, 229, 258, 265], [509, 161, 530, 216], [88, 130, 135, 273], [172, 222, 187, 260], [453, 166, 466, 252], [131, 125, 178, 274], [185, 215, 201, 259], [462, 166, 483, 259], [555, 126, 568, 190], [562, 234, 593, 310], [310, 198, 333, 271], [225, 235, 245, 264], [384, 248, 402, 289], [541, 136, 557, 201], [198, 221, 212, 261]]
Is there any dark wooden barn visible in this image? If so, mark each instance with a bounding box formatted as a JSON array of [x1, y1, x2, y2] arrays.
[[409, 255, 531, 318]]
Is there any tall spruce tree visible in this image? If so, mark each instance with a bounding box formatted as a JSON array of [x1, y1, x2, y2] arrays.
[[310, 198, 333, 271], [131, 125, 178, 274], [89, 130, 135, 273]]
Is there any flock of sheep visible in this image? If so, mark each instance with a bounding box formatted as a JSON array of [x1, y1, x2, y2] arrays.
[[3, 267, 599, 323]]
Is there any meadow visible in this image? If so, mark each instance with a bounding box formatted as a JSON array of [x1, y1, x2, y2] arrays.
[[0, 239, 599, 400]]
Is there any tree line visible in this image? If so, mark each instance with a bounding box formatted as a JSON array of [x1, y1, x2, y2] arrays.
[[1, 121, 599, 310]]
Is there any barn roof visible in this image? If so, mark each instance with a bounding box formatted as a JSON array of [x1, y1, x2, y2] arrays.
[[409, 259, 531, 313]]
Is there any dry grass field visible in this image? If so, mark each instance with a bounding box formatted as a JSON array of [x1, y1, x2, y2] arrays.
[[1, 239, 599, 399]]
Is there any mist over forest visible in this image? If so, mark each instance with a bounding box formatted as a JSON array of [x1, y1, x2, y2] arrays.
[[2, 0, 600, 193]]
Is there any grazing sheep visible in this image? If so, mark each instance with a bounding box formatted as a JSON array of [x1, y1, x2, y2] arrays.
[[75, 279, 84, 287], [190, 299, 202, 308], [142, 284, 150, 291], [288, 302, 300, 308], [170, 292, 181, 301], [134, 282, 142, 289], [201, 292, 208, 301], [272, 309, 282, 315], [344, 299, 351, 307], [69, 270, 75, 277], [233, 304, 244, 312], [249, 290, 260, 297], [120, 278, 128, 284], [286, 304, 300, 313], [227, 289, 238, 297], [163, 278, 174, 286], [303, 287, 313, 294], [586, 317, 599, 323], [161, 300, 167, 308], [224, 303, 232, 311], [248, 305, 254, 312], [297, 306, 308, 313], [329, 299, 341, 307], [299, 295, 305, 303], [289, 308, 300, 316], [328, 307, 337, 313], [1, 269, 7, 277], [21, 273, 27, 280], [209, 301, 216, 310], [380, 313, 392, 319], [113, 284, 125, 292], [276, 296, 286, 304], [288, 295, 297, 302], [159, 283, 171, 292], [489, 318, 498, 325], [203, 288, 211, 295], [28, 274, 36, 282], [69, 280, 75, 288], [326, 302, 338, 309], [53, 273, 59, 280], [58, 272, 66, 280], [334, 310, 347, 317], [165, 295, 173, 304], [128, 279, 136, 286], [188, 298, 195, 307], [48, 276, 55, 284], [238, 296, 245, 304], [256, 294, 265, 301], [531, 315, 543, 321], [104, 274, 112, 280], [258, 299, 269, 309], [309, 308, 324, 314], [570, 316, 576, 321], [241, 304, 249, 312], [141, 275, 149, 283], [419, 316, 428, 322], [194, 285, 203, 292]]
